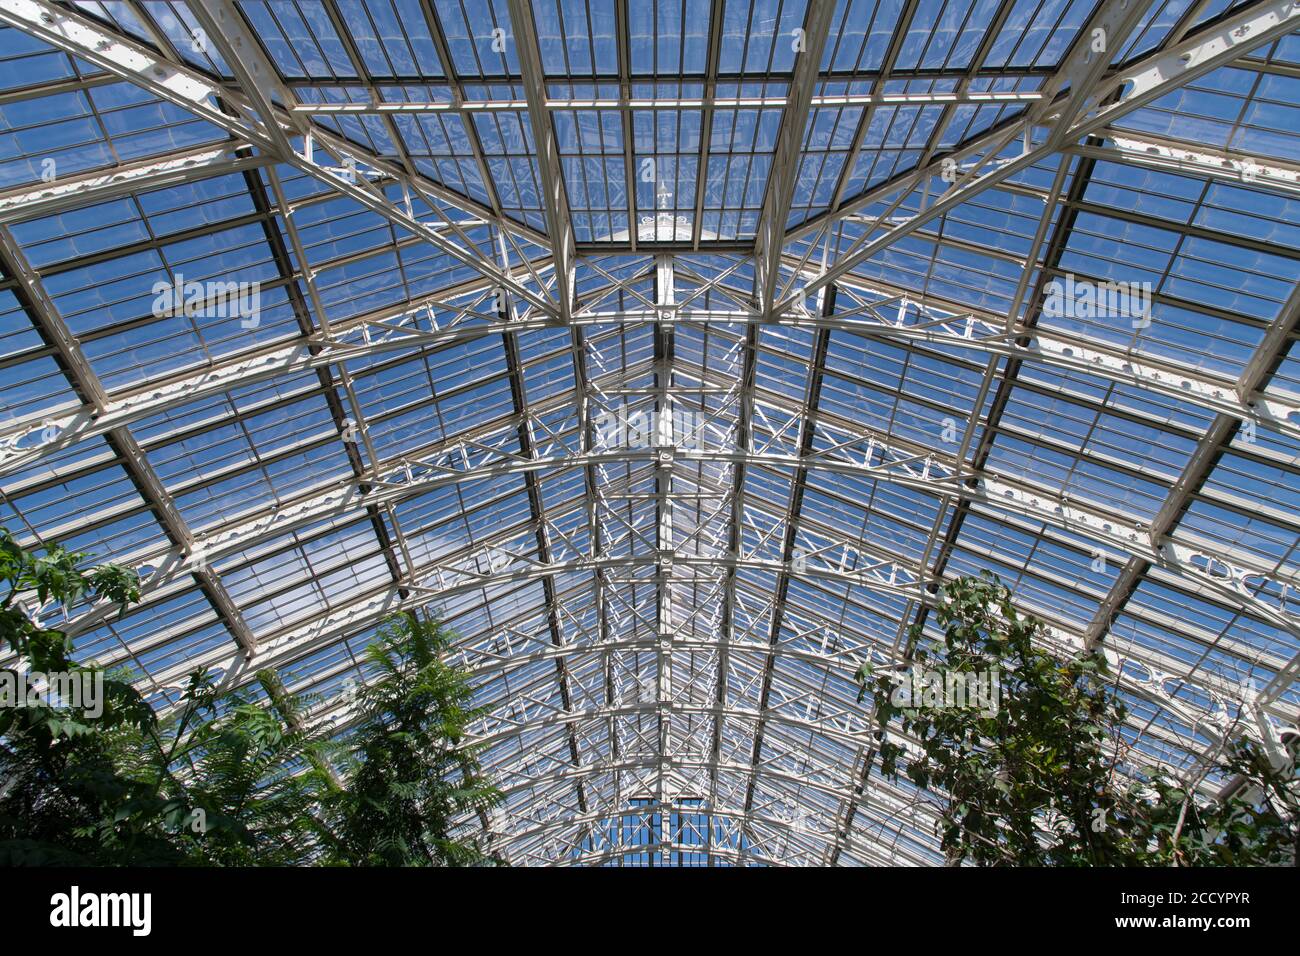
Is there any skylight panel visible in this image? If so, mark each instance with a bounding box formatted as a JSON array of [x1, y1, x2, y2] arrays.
[[174, 438, 354, 531], [316, 109, 401, 158], [985, 0, 1096, 70], [1167, 237, 1294, 322], [131, 615, 232, 677], [0, 421, 112, 494], [431, 0, 516, 78], [981, 431, 1168, 521], [1112, 0, 1195, 62], [631, 107, 703, 240], [554, 108, 627, 241], [629, 0, 711, 76], [1, 81, 228, 188], [131, 372, 322, 448], [1084, 160, 1202, 224], [0, 24, 84, 90], [240, 548, 391, 637], [239, 0, 358, 78], [894, 0, 991, 71], [336, 0, 445, 78], [719, 0, 809, 76], [10, 199, 148, 268], [4, 458, 140, 538], [83, 284, 296, 385], [66, 586, 217, 668], [533, 0, 617, 76], [0, 284, 43, 359], [822, 0, 904, 73], [1179, 495, 1300, 571], [1195, 183, 1300, 251], [149, 391, 338, 490], [275, 632, 364, 698], [291, 196, 399, 264], [1120, 578, 1280, 673], [473, 109, 546, 228], [786, 104, 858, 225], [136, 1, 232, 75]]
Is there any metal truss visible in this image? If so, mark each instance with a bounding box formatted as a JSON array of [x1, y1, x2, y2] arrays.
[[125, 512, 1281, 771], [0, 0, 1296, 866], [783, 0, 1300, 288], [0, 225, 258, 655], [1070, 130, 1300, 197], [473, 765, 938, 866], [6, 252, 1295, 478], [48, 388, 1293, 650], [0, 143, 270, 224], [753, 0, 836, 314], [0, 0, 554, 310], [288, 91, 1047, 116]]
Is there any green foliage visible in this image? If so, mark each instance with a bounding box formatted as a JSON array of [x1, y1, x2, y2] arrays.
[[857, 573, 1299, 866], [1126, 737, 1299, 866], [0, 530, 500, 866], [0, 529, 164, 865], [151, 670, 341, 866], [330, 613, 502, 866]]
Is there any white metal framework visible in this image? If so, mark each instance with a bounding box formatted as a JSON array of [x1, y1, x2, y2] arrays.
[[0, 0, 1296, 866]]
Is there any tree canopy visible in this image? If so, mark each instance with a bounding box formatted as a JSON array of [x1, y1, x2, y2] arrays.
[[0, 529, 500, 866], [857, 573, 1299, 866]]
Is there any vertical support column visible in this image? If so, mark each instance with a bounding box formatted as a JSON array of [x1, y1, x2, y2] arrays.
[[653, 255, 676, 810]]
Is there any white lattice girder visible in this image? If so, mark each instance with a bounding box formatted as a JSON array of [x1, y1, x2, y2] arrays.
[[0, 0, 554, 310]]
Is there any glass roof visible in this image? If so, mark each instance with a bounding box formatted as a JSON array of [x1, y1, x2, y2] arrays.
[[0, 0, 1296, 865]]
